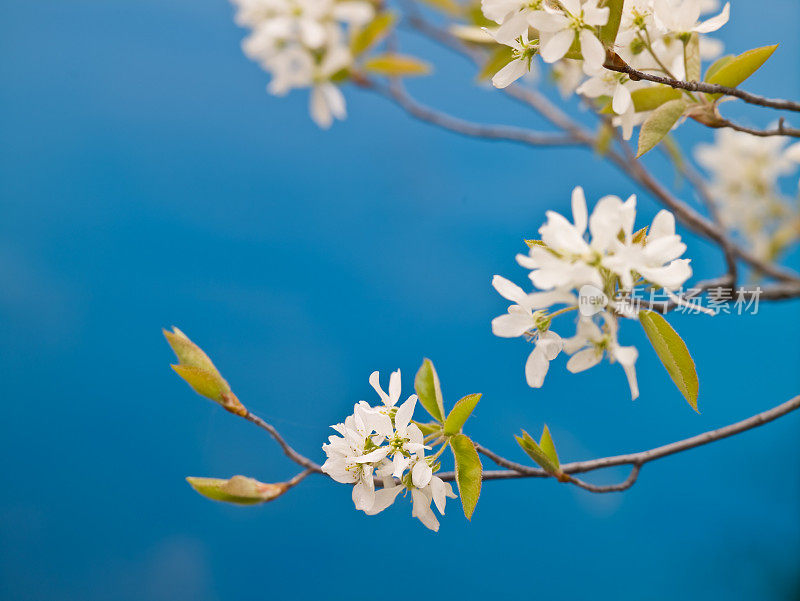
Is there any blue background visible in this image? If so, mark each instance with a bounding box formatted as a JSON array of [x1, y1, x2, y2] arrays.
[[1, 1, 798, 599]]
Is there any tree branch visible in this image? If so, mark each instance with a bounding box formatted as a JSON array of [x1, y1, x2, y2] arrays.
[[432, 393, 800, 490], [242, 411, 323, 473], [715, 116, 800, 138], [241, 394, 800, 495], [604, 61, 800, 114], [398, 13, 800, 285], [364, 79, 579, 148]]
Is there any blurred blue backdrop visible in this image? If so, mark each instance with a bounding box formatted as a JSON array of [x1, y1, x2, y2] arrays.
[[1, 1, 798, 599]]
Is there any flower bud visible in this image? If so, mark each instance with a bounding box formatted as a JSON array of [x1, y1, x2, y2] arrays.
[[164, 327, 246, 416], [186, 475, 290, 505]]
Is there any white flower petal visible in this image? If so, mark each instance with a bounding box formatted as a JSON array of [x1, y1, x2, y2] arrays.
[[394, 396, 417, 434], [528, 11, 569, 32], [612, 82, 632, 115], [309, 86, 333, 129], [539, 29, 575, 63], [492, 57, 529, 89], [492, 275, 530, 306], [566, 347, 602, 373], [571, 186, 588, 235], [388, 369, 401, 406], [364, 484, 403, 515], [412, 460, 433, 488], [352, 479, 375, 511], [694, 2, 729, 33], [579, 30, 606, 74], [492, 312, 535, 338], [411, 488, 439, 531], [525, 346, 550, 388], [369, 371, 389, 404]]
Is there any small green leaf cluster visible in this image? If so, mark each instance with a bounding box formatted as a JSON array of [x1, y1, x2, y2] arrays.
[[636, 45, 777, 157], [414, 359, 483, 520]]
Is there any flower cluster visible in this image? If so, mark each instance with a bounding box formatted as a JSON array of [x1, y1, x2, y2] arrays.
[[492, 186, 692, 398], [321, 370, 456, 531], [231, 0, 375, 128], [695, 130, 800, 260], [482, 0, 729, 138]]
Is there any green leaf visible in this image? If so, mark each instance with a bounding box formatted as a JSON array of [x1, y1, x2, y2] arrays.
[[636, 99, 687, 157], [413, 420, 442, 437], [597, 0, 624, 46], [477, 45, 515, 81], [515, 429, 560, 474], [639, 310, 699, 412], [450, 434, 482, 520], [414, 359, 445, 423], [538, 425, 559, 468], [683, 33, 700, 82], [444, 393, 481, 435], [350, 12, 396, 56], [363, 54, 431, 77], [164, 327, 222, 377], [632, 225, 648, 244], [705, 45, 778, 89], [525, 239, 547, 248], [703, 54, 733, 82], [165, 327, 246, 415], [171, 365, 228, 401], [186, 476, 289, 505]]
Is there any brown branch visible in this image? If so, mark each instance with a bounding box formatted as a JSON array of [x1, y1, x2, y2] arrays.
[[399, 13, 800, 285], [240, 394, 800, 495], [364, 79, 579, 148], [658, 142, 738, 285], [567, 465, 641, 493], [715, 116, 800, 138], [242, 411, 323, 473], [604, 61, 800, 114], [432, 394, 800, 490]]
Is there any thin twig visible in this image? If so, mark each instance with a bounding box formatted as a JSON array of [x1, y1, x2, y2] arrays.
[[715, 116, 800, 138], [567, 465, 642, 493], [604, 61, 800, 114], [286, 468, 315, 488], [243, 411, 323, 473], [242, 395, 800, 494], [660, 143, 738, 285], [365, 79, 579, 148], [434, 394, 800, 488], [400, 13, 800, 285]]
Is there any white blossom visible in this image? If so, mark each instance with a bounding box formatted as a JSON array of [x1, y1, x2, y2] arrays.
[[231, 0, 373, 128], [653, 0, 730, 35], [321, 370, 457, 531], [694, 130, 800, 258], [529, 0, 609, 74], [482, 0, 548, 45], [493, 186, 692, 395], [577, 70, 640, 115], [563, 313, 640, 399], [488, 30, 539, 89]]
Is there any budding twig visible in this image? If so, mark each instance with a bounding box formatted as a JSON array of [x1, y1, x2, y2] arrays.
[[242, 411, 323, 473], [241, 395, 800, 494], [434, 394, 800, 490], [603, 61, 800, 114]]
